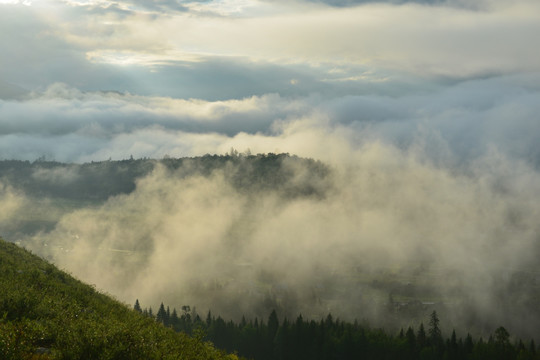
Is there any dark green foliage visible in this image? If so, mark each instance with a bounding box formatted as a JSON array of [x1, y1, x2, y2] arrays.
[[133, 299, 142, 313], [141, 300, 540, 360], [0, 154, 329, 203], [0, 155, 331, 239], [0, 238, 239, 360]]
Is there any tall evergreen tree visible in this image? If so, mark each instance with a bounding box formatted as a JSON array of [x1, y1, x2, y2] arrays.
[[268, 310, 279, 341], [417, 322, 427, 349], [529, 339, 536, 355], [464, 333, 474, 355], [428, 311, 442, 347], [406, 326, 416, 349], [156, 303, 167, 325], [134, 299, 142, 313], [170, 308, 180, 331]]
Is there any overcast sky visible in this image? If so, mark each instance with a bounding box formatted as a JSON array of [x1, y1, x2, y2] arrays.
[[0, 0, 539, 165]]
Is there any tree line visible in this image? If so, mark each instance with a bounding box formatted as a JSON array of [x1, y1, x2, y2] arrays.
[[0, 153, 329, 201], [135, 300, 539, 360]]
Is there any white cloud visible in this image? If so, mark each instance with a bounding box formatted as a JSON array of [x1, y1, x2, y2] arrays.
[[64, 0, 540, 77], [3, 0, 538, 96]]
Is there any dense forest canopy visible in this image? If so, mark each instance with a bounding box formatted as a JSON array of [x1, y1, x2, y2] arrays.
[[140, 300, 540, 360]]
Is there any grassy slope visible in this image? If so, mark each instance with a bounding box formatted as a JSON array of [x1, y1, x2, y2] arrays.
[[0, 238, 239, 360]]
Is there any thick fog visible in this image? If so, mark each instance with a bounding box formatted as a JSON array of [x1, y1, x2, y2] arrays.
[[16, 134, 540, 339]]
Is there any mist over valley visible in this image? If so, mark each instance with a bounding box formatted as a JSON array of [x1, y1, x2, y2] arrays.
[[1, 152, 539, 341]]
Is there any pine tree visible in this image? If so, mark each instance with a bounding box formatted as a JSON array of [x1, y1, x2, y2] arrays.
[[156, 303, 167, 325], [417, 322, 427, 349], [529, 339, 536, 355], [464, 333, 474, 355], [240, 315, 247, 328], [170, 308, 180, 331], [268, 310, 279, 341], [428, 310, 442, 347], [406, 326, 416, 348], [134, 299, 142, 313], [448, 329, 458, 359]]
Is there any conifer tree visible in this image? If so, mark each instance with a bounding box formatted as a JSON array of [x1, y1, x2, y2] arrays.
[[428, 311, 442, 347], [170, 308, 180, 330], [268, 310, 279, 341], [406, 326, 416, 347], [134, 299, 142, 313], [417, 322, 427, 348], [465, 333, 474, 355], [156, 303, 167, 325], [529, 339, 536, 355]]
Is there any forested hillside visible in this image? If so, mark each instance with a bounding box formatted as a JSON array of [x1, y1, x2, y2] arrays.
[[0, 153, 330, 237], [0, 238, 239, 360], [0, 153, 329, 201]]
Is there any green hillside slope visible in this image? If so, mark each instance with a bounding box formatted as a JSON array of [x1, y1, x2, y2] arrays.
[[0, 238, 239, 360]]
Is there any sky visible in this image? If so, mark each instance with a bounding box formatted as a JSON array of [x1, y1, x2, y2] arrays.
[[0, 0, 539, 165], [2, 0, 540, 338]]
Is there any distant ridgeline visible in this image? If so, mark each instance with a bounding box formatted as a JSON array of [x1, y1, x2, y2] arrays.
[[0, 153, 330, 201], [0, 154, 330, 237], [136, 300, 540, 360]]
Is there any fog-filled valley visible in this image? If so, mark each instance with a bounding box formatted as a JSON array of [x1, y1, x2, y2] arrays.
[[2, 152, 539, 341]]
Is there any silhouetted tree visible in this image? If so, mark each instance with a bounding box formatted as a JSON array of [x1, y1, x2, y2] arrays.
[[133, 299, 142, 313], [156, 303, 168, 326], [417, 322, 427, 349], [429, 310, 443, 348]]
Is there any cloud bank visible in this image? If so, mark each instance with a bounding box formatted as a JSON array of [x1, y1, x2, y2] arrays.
[[1, 73, 539, 169]]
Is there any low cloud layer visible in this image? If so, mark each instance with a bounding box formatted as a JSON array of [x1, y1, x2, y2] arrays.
[[1, 73, 539, 169], [22, 143, 540, 339]]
